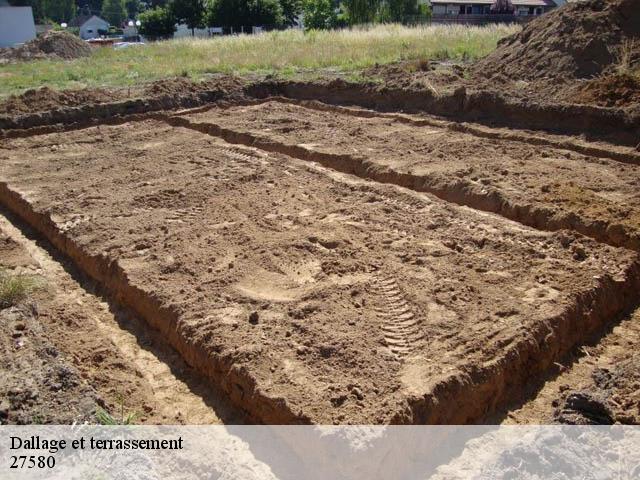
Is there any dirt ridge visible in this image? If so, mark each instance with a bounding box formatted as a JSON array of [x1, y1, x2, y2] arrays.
[[248, 81, 640, 148], [160, 113, 640, 252], [2, 80, 639, 150]]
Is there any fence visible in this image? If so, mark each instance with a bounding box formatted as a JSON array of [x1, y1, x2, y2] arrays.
[[428, 14, 534, 25]]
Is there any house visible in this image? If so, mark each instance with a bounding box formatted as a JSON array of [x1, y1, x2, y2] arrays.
[[0, 0, 37, 47], [69, 15, 110, 40], [429, 0, 557, 18]]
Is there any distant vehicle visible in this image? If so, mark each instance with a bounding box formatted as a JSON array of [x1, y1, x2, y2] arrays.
[[112, 42, 145, 49]]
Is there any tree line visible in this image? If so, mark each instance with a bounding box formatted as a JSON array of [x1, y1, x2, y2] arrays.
[[7, 0, 430, 37]]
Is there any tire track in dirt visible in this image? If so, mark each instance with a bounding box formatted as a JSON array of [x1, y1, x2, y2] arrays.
[[373, 274, 423, 359]]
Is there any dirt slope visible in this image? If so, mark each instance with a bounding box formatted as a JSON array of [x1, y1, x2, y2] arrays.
[[474, 0, 640, 83]]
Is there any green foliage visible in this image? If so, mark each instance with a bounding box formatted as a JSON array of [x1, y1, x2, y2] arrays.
[[138, 6, 177, 38], [206, 0, 284, 29], [343, 0, 379, 24], [0, 24, 519, 95], [279, 0, 302, 26], [302, 0, 336, 30], [41, 0, 76, 23], [95, 406, 138, 425], [95, 395, 139, 425], [0, 269, 41, 310], [101, 0, 126, 25], [387, 0, 419, 22], [169, 0, 205, 31], [125, 0, 141, 18]]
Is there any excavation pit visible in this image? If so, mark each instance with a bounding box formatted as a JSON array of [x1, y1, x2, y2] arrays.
[[1, 115, 638, 424]]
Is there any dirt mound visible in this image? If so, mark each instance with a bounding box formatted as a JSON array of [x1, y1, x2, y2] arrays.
[[0, 86, 119, 115], [142, 75, 246, 98], [0, 31, 92, 63], [474, 0, 640, 82], [569, 72, 640, 108]]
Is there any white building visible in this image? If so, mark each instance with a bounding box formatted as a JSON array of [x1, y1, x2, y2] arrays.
[[429, 0, 557, 16], [0, 3, 37, 47], [70, 15, 110, 40]]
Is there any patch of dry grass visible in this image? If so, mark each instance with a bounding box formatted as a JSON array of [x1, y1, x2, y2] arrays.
[[0, 23, 519, 96], [0, 268, 40, 308]]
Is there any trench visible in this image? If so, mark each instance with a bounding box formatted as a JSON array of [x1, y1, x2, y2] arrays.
[[2, 116, 640, 425], [0, 206, 243, 424], [2, 92, 640, 424], [159, 111, 640, 252]]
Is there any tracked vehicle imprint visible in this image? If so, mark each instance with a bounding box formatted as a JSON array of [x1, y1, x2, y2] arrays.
[[373, 274, 423, 359]]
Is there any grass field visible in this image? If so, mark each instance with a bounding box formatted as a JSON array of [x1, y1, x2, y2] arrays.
[[0, 23, 519, 97]]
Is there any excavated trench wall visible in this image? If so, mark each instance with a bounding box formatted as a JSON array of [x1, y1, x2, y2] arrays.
[[2, 95, 640, 424]]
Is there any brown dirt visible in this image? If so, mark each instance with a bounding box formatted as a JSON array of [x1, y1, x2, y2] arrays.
[[0, 31, 92, 63], [0, 211, 240, 424], [178, 99, 640, 251], [0, 117, 638, 424], [499, 307, 640, 425], [0, 75, 247, 118], [568, 72, 640, 108], [473, 0, 640, 83], [0, 86, 121, 116]]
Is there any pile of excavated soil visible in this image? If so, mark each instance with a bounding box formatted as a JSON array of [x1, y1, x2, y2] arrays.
[[568, 72, 640, 109], [0, 76, 247, 116], [0, 31, 92, 63], [474, 0, 640, 83], [0, 86, 119, 115]]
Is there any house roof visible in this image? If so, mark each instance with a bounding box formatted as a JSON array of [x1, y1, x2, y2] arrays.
[[69, 14, 109, 27], [430, 0, 556, 6]]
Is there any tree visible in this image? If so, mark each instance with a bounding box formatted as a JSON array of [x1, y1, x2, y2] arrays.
[[301, 0, 336, 30], [9, 0, 45, 23], [101, 0, 126, 25], [138, 6, 177, 38], [76, 0, 103, 17], [343, 0, 379, 24], [386, 0, 418, 22], [42, 0, 76, 22], [491, 0, 514, 14], [169, 0, 204, 34], [279, 0, 301, 26], [206, 0, 283, 29], [125, 0, 141, 18]]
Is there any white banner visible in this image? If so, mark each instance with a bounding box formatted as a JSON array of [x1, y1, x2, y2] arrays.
[[1, 426, 639, 479]]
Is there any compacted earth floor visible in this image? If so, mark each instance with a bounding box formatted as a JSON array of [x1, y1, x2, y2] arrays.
[[1, 112, 638, 424]]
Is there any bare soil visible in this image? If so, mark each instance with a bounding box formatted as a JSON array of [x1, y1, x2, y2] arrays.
[[499, 307, 640, 425], [0, 211, 240, 424], [0, 31, 92, 64], [0, 116, 638, 424], [1, 3, 639, 422], [179, 99, 640, 250]]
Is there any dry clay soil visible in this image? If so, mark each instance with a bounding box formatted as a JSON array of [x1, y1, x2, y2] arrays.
[[1, 99, 640, 425]]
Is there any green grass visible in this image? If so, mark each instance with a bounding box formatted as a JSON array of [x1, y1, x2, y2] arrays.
[[0, 268, 40, 308], [95, 406, 139, 425], [0, 23, 519, 97]]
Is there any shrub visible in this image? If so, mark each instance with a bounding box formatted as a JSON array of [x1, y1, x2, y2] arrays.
[[138, 7, 178, 39]]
